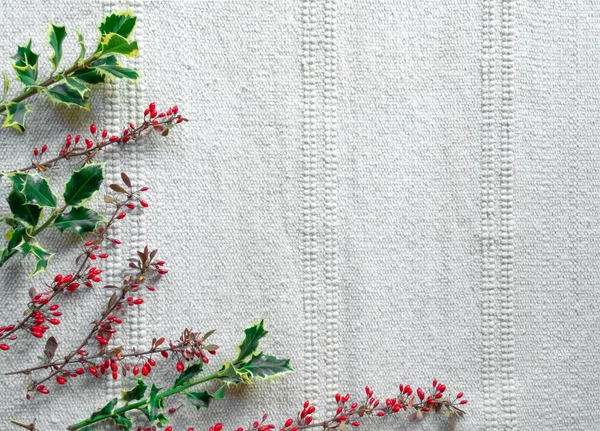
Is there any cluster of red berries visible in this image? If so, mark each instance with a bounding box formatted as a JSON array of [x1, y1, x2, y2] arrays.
[[143, 102, 182, 125]]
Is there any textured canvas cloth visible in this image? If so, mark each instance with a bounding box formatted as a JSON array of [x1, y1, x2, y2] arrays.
[[0, 1, 599, 430]]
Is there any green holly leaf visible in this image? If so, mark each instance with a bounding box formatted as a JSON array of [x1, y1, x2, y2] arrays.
[[76, 29, 86, 65], [156, 413, 169, 425], [121, 379, 147, 402], [15, 242, 53, 276], [48, 23, 67, 73], [63, 163, 104, 206], [97, 33, 138, 57], [12, 40, 39, 87], [112, 413, 132, 430], [218, 362, 251, 385], [173, 362, 204, 388], [23, 174, 57, 208], [147, 384, 163, 422], [235, 319, 268, 364], [237, 353, 293, 379], [71, 56, 120, 84], [99, 10, 137, 39], [90, 397, 118, 420], [64, 77, 90, 99], [7, 180, 42, 226], [94, 62, 139, 82], [183, 385, 227, 410], [45, 82, 89, 109], [0, 73, 9, 104], [0, 218, 30, 267], [53, 206, 104, 236], [2, 101, 30, 132]]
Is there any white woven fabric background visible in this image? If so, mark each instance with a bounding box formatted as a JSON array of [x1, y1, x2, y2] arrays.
[[0, 1, 599, 430]]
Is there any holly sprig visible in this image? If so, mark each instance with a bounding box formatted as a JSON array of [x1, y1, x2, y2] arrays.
[[67, 320, 293, 431], [0, 10, 140, 133], [0, 163, 105, 275]]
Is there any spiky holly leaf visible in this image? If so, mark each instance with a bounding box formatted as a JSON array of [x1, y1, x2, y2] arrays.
[[97, 33, 138, 57], [99, 10, 137, 39], [121, 378, 147, 402], [76, 29, 86, 65], [112, 413, 132, 430], [235, 319, 268, 364], [63, 163, 104, 206], [48, 23, 67, 72], [6, 179, 42, 226], [53, 206, 104, 236], [64, 77, 89, 99], [173, 362, 204, 388], [0, 218, 30, 266], [147, 384, 163, 422], [183, 385, 227, 410], [2, 101, 30, 132], [237, 353, 293, 379], [15, 242, 53, 276], [45, 82, 89, 109], [12, 40, 39, 87], [94, 62, 139, 82], [218, 362, 251, 385], [23, 174, 57, 208], [90, 397, 118, 420]]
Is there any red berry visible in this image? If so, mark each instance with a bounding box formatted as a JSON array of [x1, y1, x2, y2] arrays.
[[214, 424, 223, 431], [109, 135, 119, 142], [76, 368, 85, 375], [41, 144, 47, 153], [172, 106, 179, 115], [86, 139, 93, 149], [140, 186, 149, 192], [102, 130, 108, 138], [417, 388, 425, 400], [49, 304, 59, 311], [285, 419, 293, 428], [140, 200, 149, 208], [149, 102, 156, 111], [165, 428, 172, 431], [133, 365, 139, 375], [456, 392, 464, 399], [126, 203, 135, 210], [112, 371, 118, 380], [459, 399, 468, 405], [142, 364, 151, 376], [56, 376, 67, 385], [161, 351, 169, 358], [351, 422, 360, 427], [89, 366, 98, 377], [176, 361, 184, 372], [0, 344, 9, 351], [376, 412, 385, 417], [49, 319, 60, 325], [75, 135, 81, 144], [116, 212, 127, 219], [33, 148, 39, 156], [90, 124, 97, 134], [148, 358, 156, 367]]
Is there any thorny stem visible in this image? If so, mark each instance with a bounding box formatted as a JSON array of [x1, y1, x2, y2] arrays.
[[0, 54, 98, 116], [67, 373, 221, 430], [6, 341, 185, 376], [1, 115, 183, 175], [0, 201, 131, 344]]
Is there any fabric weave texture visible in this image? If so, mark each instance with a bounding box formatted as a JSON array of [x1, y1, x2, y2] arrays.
[[0, 1, 598, 430]]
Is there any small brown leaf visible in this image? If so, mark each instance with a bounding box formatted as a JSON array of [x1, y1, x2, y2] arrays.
[[121, 172, 131, 188], [408, 413, 417, 422], [201, 329, 216, 341], [149, 249, 158, 260], [407, 396, 415, 409], [28, 287, 37, 300], [416, 409, 424, 421], [44, 336, 58, 361], [107, 292, 118, 309], [154, 337, 165, 348], [110, 184, 127, 194]]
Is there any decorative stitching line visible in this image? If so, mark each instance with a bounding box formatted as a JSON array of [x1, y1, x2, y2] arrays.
[[323, 0, 339, 416], [126, 0, 147, 351], [481, 0, 499, 428], [302, 0, 321, 407], [499, 0, 516, 428]]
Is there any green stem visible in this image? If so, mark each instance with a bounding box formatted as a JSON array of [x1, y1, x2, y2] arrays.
[[67, 372, 222, 431], [31, 204, 68, 237], [0, 54, 98, 116]]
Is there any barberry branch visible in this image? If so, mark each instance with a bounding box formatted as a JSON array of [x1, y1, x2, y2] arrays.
[[10, 246, 165, 394], [8, 419, 39, 431], [195, 383, 467, 431]]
